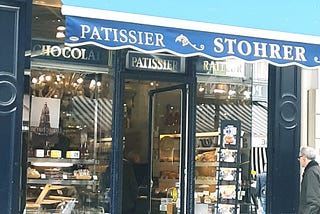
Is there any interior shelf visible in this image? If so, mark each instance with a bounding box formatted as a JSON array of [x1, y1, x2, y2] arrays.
[[27, 178, 96, 185], [28, 157, 96, 165]]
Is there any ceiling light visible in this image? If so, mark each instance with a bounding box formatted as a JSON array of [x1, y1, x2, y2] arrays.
[[228, 90, 236, 96], [243, 91, 251, 99], [56, 32, 65, 39], [77, 78, 84, 84], [198, 86, 205, 92], [214, 89, 225, 94], [214, 84, 228, 94], [57, 26, 66, 31], [45, 75, 52, 81]]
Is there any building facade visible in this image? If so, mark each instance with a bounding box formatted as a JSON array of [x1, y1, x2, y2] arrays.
[[2, 0, 320, 213]]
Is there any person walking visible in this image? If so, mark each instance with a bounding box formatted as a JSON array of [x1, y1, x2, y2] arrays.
[[256, 166, 267, 214], [298, 146, 320, 214]]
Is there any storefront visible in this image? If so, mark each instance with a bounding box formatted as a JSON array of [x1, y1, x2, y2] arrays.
[[1, 1, 320, 214]]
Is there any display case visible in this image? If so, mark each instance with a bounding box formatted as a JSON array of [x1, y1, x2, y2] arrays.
[[194, 132, 219, 203], [156, 132, 219, 214], [25, 70, 113, 213], [26, 154, 104, 213]]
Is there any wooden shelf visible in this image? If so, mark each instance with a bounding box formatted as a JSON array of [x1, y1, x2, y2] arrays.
[[196, 162, 219, 167], [160, 132, 219, 139]]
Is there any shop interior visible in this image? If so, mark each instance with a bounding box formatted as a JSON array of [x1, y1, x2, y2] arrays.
[[24, 65, 255, 214]]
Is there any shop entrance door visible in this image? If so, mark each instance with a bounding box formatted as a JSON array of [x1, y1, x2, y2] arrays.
[[120, 79, 190, 214], [148, 83, 188, 214]]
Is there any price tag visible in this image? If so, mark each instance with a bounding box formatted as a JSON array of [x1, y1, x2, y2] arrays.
[[40, 174, 46, 179], [63, 174, 68, 180]]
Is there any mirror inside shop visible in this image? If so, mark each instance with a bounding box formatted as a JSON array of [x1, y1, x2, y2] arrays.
[[24, 62, 258, 214]]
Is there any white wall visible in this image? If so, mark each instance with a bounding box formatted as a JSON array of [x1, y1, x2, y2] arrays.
[[301, 68, 319, 159]]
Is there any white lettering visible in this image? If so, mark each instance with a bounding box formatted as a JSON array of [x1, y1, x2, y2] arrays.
[[100, 27, 113, 41], [128, 30, 137, 44], [238, 40, 251, 56], [253, 42, 268, 58], [50, 46, 62, 57], [42, 45, 51, 56], [130, 56, 178, 71], [283, 45, 293, 60], [62, 46, 71, 58], [80, 25, 91, 38], [39, 45, 90, 61], [79, 25, 166, 47], [87, 50, 96, 60], [295, 47, 307, 61], [155, 33, 165, 47], [119, 29, 128, 43], [70, 48, 82, 59], [144, 32, 154, 45], [213, 38, 224, 53], [269, 44, 281, 59], [213, 37, 306, 62], [225, 38, 237, 54], [253, 85, 263, 97]]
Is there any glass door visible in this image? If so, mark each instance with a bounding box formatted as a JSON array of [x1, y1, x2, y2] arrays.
[[148, 83, 188, 214], [120, 79, 188, 214]]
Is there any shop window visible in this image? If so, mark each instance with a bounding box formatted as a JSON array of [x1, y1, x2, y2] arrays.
[[25, 69, 113, 213], [194, 58, 255, 213]]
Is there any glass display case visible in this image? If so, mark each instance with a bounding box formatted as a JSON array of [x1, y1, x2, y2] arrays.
[[25, 69, 113, 213]]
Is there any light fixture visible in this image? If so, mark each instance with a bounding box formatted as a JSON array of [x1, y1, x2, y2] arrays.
[[57, 26, 66, 31], [243, 90, 251, 99], [214, 84, 228, 94], [31, 162, 73, 167], [45, 75, 52, 81], [56, 31, 65, 39], [77, 77, 84, 84], [228, 90, 236, 96], [198, 86, 205, 92]]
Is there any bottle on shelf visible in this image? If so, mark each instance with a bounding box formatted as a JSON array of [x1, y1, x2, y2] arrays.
[[44, 141, 51, 158], [80, 141, 89, 159]]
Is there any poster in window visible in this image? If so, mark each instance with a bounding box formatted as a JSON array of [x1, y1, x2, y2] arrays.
[[30, 97, 60, 148], [222, 125, 237, 147], [220, 149, 237, 163]]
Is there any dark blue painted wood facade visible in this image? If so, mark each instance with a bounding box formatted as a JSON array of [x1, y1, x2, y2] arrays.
[[0, 0, 31, 213], [268, 65, 301, 213]]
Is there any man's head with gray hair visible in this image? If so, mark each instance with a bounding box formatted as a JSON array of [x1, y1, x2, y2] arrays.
[[300, 146, 317, 160]]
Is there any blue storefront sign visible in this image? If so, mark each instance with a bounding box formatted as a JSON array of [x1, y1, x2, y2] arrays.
[[63, 13, 320, 68]]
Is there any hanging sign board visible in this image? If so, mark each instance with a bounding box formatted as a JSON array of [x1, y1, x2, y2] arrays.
[[63, 7, 320, 68], [125, 51, 183, 73]]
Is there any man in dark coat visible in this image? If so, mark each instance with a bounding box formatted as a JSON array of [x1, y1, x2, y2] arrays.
[[101, 158, 138, 214], [298, 146, 320, 214]]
